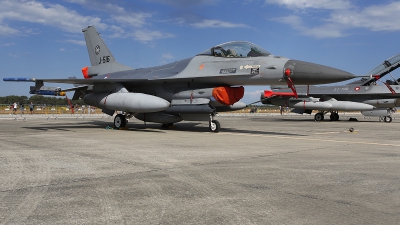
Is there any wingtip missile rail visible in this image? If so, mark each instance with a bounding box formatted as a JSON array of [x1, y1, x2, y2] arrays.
[[4, 78, 65, 96], [3, 77, 36, 82]]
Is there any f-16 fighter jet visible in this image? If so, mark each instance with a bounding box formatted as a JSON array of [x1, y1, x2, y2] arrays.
[[261, 53, 400, 123], [4, 26, 355, 132]]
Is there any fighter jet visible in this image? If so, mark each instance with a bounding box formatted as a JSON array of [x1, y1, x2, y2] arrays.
[[4, 26, 355, 132], [261, 53, 400, 123]]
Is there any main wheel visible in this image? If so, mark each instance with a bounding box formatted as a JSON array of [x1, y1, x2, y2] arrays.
[[114, 114, 127, 128], [314, 113, 324, 121], [384, 116, 392, 123], [330, 112, 339, 121], [209, 120, 221, 133]]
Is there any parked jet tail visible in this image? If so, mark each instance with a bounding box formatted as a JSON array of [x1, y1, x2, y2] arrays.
[[83, 26, 116, 66], [81, 26, 132, 78]]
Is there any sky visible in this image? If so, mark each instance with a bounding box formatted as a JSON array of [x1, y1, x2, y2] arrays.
[[1, 0, 400, 104]]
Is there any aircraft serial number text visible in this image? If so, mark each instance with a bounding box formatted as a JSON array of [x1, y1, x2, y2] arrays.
[[333, 87, 349, 91], [99, 56, 111, 64]]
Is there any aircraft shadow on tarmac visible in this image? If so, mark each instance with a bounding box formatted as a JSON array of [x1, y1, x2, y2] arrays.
[[22, 121, 163, 133], [217, 127, 305, 136], [249, 117, 383, 123], [127, 121, 306, 136], [21, 120, 305, 136]]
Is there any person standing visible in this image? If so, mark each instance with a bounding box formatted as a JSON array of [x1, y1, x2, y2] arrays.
[[20, 102, 24, 114], [12, 102, 17, 115], [29, 102, 34, 114]]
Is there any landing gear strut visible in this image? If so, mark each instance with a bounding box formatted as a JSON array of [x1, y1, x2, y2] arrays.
[[209, 113, 220, 133]]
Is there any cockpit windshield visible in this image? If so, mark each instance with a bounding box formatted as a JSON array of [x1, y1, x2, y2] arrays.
[[198, 41, 271, 58]]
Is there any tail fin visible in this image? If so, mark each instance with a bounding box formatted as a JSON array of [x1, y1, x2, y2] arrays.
[[82, 26, 132, 75], [83, 26, 116, 66]]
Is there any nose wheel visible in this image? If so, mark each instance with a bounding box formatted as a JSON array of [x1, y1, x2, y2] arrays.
[[209, 120, 220, 133], [209, 113, 220, 133]]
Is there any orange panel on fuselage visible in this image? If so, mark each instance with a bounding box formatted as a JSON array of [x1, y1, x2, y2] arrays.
[[212, 86, 244, 105]]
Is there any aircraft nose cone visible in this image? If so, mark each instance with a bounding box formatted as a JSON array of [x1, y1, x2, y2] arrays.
[[285, 60, 355, 85]]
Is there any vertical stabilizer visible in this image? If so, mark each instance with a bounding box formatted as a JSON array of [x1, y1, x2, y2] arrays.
[[83, 26, 115, 66], [82, 26, 132, 75]]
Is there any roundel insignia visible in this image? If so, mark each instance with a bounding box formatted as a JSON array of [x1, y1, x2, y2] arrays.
[[95, 45, 100, 55], [354, 87, 360, 91]]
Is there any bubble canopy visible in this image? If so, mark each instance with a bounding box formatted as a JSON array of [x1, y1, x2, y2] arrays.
[[198, 41, 271, 58], [366, 53, 400, 76]]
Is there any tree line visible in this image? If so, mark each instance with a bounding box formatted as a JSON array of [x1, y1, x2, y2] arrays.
[[0, 95, 84, 106]]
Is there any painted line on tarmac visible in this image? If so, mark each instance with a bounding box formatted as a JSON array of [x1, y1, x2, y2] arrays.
[[219, 132, 400, 147], [313, 132, 342, 134]]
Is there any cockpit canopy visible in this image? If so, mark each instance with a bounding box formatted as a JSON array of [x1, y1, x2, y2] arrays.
[[366, 53, 400, 76], [199, 41, 271, 58]]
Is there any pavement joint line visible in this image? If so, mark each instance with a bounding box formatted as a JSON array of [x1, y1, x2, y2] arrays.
[[220, 132, 400, 147], [313, 132, 343, 134]]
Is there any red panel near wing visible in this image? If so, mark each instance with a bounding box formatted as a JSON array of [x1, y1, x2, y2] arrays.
[[264, 90, 297, 98]]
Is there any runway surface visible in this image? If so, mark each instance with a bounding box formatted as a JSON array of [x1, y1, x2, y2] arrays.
[[0, 114, 399, 224]]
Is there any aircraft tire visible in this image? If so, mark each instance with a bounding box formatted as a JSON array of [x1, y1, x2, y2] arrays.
[[384, 116, 392, 123], [314, 113, 324, 122], [114, 114, 127, 128], [330, 113, 339, 121], [209, 120, 220, 133]]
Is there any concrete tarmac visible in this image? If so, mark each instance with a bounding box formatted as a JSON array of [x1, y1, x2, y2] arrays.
[[0, 114, 399, 224]]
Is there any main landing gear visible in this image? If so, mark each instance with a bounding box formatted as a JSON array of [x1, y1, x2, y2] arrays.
[[329, 112, 339, 121], [113, 112, 222, 133], [314, 112, 324, 122], [314, 111, 339, 122], [114, 114, 130, 128], [379, 116, 393, 123]]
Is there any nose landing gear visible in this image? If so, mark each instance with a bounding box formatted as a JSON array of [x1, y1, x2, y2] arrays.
[[209, 113, 220, 133]]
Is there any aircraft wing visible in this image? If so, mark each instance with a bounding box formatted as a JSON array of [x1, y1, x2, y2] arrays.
[[3, 77, 148, 85], [4, 73, 259, 88], [60, 85, 91, 93]]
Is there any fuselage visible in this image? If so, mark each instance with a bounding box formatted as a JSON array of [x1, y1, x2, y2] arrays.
[[89, 54, 355, 102]]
